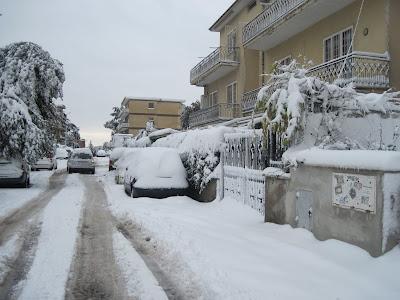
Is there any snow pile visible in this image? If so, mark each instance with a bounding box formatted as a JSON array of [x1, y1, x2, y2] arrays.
[[283, 148, 400, 171], [153, 127, 235, 193], [125, 147, 188, 189]]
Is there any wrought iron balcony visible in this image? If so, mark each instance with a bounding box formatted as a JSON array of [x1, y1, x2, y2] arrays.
[[190, 47, 240, 86], [189, 103, 241, 128], [243, 0, 355, 50], [241, 52, 390, 112], [307, 52, 390, 89]]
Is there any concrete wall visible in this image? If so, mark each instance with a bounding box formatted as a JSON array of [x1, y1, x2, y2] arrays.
[[265, 164, 400, 257]]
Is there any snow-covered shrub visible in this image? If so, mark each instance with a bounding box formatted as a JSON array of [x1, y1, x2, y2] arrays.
[[0, 42, 65, 162], [257, 60, 400, 151], [153, 127, 234, 193]]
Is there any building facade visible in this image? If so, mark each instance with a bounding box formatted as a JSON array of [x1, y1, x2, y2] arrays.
[[189, 0, 400, 128], [117, 97, 184, 135]]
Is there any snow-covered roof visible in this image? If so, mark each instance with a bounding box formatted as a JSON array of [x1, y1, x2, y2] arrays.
[[72, 148, 92, 154], [285, 149, 400, 172], [148, 128, 178, 139], [122, 97, 185, 106]]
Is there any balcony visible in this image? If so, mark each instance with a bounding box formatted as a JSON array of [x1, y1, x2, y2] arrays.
[[116, 122, 129, 133], [243, 0, 355, 50], [118, 107, 129, 119], [189, 103, 241, 128], [241, 52, 390, 112], [190, 47, 240, 86], [307, 52, 390, 89]]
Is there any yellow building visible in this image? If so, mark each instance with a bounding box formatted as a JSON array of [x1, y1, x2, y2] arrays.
[[190, 0, 399, 128], [117, 97, 184, 135]]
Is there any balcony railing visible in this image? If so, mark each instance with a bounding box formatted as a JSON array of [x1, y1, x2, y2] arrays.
[[118, 107, 129, 119], [307, 52, 390, 89], [242, 88, 261, 113], [117, 122, 129, 133], [190, 47, 240, 85], [241, 52, 390, 112], [243, 0, 307, 45], [189, 103, 241, 128]]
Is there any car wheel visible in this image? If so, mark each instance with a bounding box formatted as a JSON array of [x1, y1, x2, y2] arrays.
[[91, 169, 95, 175], [68, 168, 72, 174], [130, 185, 138, 198]]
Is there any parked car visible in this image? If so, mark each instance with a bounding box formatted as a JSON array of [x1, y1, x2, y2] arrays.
[[0, 157, 30, 188], [109, 147, 135, 172], [32, 155, 57, 171], [124, 148, 188, 198], [67, 148, 95, 174], [96, 149, 106, 157], [55, 148, 69, 159]]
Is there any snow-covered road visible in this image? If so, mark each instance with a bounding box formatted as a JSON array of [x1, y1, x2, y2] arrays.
[[0, 157, 399, 300]]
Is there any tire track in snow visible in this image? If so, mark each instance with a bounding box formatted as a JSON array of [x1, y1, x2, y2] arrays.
[[65, 175, 128, 300], [0, 171, 67, 245], [0, 171, 67, 299]]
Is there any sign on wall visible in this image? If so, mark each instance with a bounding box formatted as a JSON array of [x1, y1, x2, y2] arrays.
[[332, 173, 376, 213]]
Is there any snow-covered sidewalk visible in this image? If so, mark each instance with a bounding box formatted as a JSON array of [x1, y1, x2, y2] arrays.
[[104, 174, 400, 300]]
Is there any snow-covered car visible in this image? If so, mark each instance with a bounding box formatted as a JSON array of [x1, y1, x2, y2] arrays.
[[109, 147, 136, 172], [96, 149, 106, 157], [0, 157, 30, 188], [67, 148, 95, 174], [55, 148, 69, 159], [31, 156, 57, 171], [123, 148, 188, 198]]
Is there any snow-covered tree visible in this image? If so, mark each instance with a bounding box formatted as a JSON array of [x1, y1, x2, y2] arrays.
[[181, 100, 200, 129], [0, 42, 65, 162], [104, 106, 121, 133], [257, 60, 400, 153]]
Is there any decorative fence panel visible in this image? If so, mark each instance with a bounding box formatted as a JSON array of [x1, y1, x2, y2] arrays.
[[222, 131, 266, 215]]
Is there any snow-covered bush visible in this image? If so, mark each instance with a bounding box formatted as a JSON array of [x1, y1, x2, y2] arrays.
[[0, 42, 65, 162], [257, 60, 400, 151], [153, 127, 234, 193]]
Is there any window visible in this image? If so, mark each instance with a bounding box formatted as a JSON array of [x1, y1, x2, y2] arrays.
[[148, 102, 155, 109], [248, 0, 256, 11], [227, 30, 237, 54], [227, 82, 237, 104], [210, 91, 218, 106], [323, 27, 353, 62]]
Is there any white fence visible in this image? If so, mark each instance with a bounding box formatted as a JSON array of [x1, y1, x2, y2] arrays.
[[222, 131, 266, 215]]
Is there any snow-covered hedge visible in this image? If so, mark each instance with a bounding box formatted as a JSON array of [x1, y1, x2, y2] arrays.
[[153, 127, 235, 193]]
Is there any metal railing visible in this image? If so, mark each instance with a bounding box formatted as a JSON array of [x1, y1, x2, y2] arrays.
[[189, 103, 241, 128], [242, 52, 390, 112], [243, 0, 307, 45], [307, 52, 390, 89], [242, 88, 261, 113], [118, 107, 129, 119], [190, 47, 240, 85]]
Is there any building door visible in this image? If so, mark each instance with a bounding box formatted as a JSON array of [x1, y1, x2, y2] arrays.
[[296, 190, 313, 231]]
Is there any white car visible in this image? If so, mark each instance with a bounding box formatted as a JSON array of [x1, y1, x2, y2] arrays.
[[123, 148, 188, 198], [32, 156, 57, 171], [67, 148, 95, 174], [0, 157, 30, 188]]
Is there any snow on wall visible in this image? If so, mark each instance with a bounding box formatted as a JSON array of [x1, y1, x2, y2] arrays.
[[382, 173, 400, 252]]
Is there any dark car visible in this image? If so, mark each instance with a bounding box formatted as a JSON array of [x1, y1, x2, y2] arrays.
[[0, 157, 30, 188]]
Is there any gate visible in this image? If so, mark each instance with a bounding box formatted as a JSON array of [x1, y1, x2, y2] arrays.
[[222, 130, 266, 215]]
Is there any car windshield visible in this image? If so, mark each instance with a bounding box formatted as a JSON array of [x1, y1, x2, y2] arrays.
[[72, 153, 92, 159]]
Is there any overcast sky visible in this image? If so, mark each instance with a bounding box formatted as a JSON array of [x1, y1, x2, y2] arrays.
[[0, 0, 233, 145]]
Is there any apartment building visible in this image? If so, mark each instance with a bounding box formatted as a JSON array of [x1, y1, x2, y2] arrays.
[[189, 0, 400, 128], [117, 97, 184, 135]]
